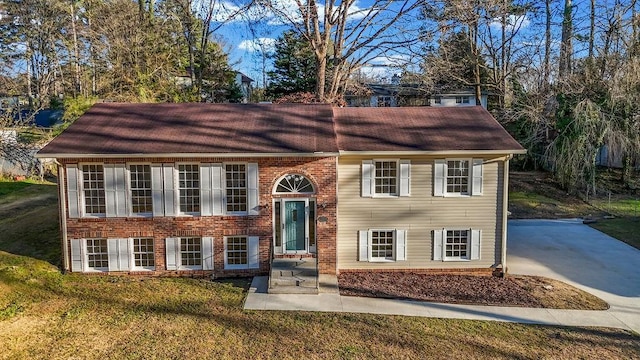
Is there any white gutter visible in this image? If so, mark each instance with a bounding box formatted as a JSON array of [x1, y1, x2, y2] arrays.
[[501, 155, 512, 276], [339, 149, 527, 156], [56, 161, 70, 272], [35, 152, 341, 159]]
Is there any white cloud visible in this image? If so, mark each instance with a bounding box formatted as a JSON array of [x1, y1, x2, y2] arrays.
[[238, 37, 276, 52], [490, 14, 530, 32]]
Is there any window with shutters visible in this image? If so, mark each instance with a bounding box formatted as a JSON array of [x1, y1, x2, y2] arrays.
[[225, 164, 247, 213], [225, 236, 248, 269], [374, 160, 397, 195], [133, 238, 155, 269], [180, 237, 202, 268], [445, 230, 469, 260], [446, 160, 470, 195], [178, 164, 200, 214], [81, 164, 106, 215], [129, 165, 152, 215], [371, 230, 394, 260], [86, 238, 108, 270]]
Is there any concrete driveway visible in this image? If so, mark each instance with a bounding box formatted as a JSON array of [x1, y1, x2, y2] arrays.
[[508, 219, 640, 333]]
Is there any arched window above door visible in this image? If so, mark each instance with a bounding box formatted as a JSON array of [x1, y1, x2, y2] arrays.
[[274, 174, 315, 194]]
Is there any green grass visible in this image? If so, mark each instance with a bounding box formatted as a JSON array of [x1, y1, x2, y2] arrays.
[[1, 251, 638, 359], [0, 178, 638, 359], [590, 218, 640, 250]]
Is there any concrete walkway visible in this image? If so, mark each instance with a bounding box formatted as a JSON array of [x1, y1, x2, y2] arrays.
[[245, 219, 640, 333]]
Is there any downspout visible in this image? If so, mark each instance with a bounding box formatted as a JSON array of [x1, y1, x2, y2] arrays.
[[56, 160, 70, 273], [501, 155, 512, 276]]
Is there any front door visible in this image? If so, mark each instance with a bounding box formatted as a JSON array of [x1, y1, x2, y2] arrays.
[[284, 200, 306, 252]]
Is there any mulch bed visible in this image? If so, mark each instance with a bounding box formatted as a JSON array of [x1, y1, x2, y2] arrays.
[[338, 272, 543, 307]]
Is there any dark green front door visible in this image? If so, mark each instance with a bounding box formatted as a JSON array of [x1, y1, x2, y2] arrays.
[[284, 200, 306, 251]]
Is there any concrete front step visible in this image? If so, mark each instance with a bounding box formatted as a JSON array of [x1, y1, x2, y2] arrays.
[[269, 258, 318, 294]]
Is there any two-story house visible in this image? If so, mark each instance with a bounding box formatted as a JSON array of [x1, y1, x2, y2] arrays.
[[36, 103, 524, 278]]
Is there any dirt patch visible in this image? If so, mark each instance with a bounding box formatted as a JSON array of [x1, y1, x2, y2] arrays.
[[338, 272, 608, 310]]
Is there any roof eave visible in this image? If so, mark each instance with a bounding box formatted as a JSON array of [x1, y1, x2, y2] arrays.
[[35, 151, 341, 159], [338, 149, 527, 156]]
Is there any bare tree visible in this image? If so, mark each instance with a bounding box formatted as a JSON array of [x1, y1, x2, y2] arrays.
[[258, 0, 426, 103]]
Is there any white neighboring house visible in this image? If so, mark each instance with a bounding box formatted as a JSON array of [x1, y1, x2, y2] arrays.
[[235, 72, 254, 103], [430, 91, 488, 109]]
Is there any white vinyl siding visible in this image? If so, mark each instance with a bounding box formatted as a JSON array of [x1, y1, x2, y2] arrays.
[[339, 155, 504, 271]]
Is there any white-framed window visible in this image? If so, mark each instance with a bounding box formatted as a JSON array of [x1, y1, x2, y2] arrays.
[[81, 164, 106, 216], [225, 163, 247, 213], [377, 96, 393, 107], [456, 96, 470, 104], [358, 229, 406, 262], [434, 159, 483, 197], [374, 160, 398, 195], [178, 164, 200, 214], [274, 174, 315, 194], [132, 238, 155, 269], [224, 236, 260, 270], [370, 230, 395, 260], [433, 229, 481, 261], [446, 159, 470, 195], [129, 164, 153, 215], [180, 237, 202, 269], [361, 160, 410, 197], [445, 229, 469, 260], [434, 96, 442, 104], [225, 236, 248, 268], [164, 237, 214, 271], [85, 238, 108, 271]]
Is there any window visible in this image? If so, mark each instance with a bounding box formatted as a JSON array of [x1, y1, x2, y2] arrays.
[[82, 164, 105, 215], [446, 160, 470, 195], [225, 236, 248, 268], [434, 96, 442, 104], [433, 229, 480, 261], [180, 237, 202, 268], [362, 160, 410, 197], [133, 238, 154, 269], [434, 159, 482, 197], [86, 238, 108, 270], [374, 160, 397, 195], [130, 165, 152, 214], [178, 164, 200, 214], [456, 96, 470, 104], [274, 174, 314, 194], [226, 164, 247, 213], [377, 96, 393, 107], [445, 230, 469, 260], [371, 230, 394, 260], [358, 229, 406, 262]]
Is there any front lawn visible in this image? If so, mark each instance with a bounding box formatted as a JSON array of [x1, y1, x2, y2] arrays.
[[0, 178, 638, 359]]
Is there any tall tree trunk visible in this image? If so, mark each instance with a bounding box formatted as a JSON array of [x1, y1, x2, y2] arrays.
[[500, 0, 507, 108], [559, 0, 573, 80], [588, 0, 595, 59], [70, 1, 82, 96], [543, 0, 552, 86]]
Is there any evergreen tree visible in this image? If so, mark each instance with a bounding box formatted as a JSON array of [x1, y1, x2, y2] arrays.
[[265, 31, 317, 99]]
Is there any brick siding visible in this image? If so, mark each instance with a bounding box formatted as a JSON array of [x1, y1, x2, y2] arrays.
[[61, 156, 338, 277]]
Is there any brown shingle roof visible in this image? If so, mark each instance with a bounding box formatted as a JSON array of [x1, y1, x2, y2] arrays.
[[38, 103, 339, 156], [334, 106, 524, 152], [38, 103, 524, 157]]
